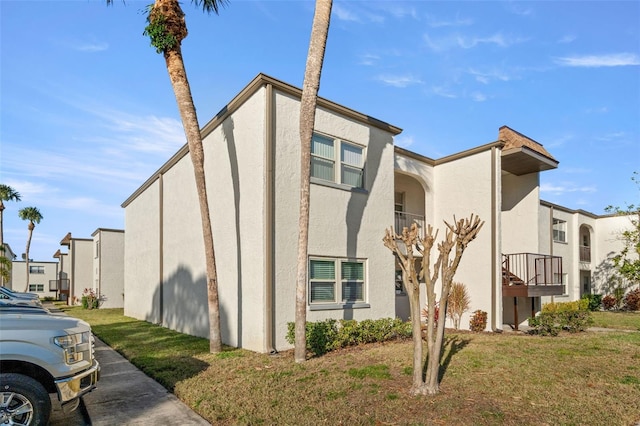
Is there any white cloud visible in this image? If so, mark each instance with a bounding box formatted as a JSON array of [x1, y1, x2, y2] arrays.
[[74, 42, 109, 52], [333, 4, 360, 22], [585, 106, 609, 114], [554, 53, 640, 67], [558, 35, 576, 44], [376, 74, 423, 88], [426, 13, 473, 28], [471, 92, 487, 102], [468, 68, 514, 84], [540, 182, 597, 195], [424, 32, 527, 52], [395, 135, 415, 148], [359, 53, 380, 66], [431, 86, 457, 99], [457, 33, 527, 49]]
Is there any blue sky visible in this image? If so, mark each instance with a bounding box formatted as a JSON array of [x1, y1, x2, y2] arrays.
[[1, 0, 639, 261]]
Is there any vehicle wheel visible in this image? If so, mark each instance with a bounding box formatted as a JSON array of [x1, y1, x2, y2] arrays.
[[0, 373, 51, 426]]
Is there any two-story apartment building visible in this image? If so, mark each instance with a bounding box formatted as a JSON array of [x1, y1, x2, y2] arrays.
[[9, 260, 58, 299], [92, 228, 125, 308], [53, 230, 124, 308], [121, 73, 634, 352]]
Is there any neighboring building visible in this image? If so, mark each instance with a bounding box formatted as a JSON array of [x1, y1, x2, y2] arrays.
[[92, 228, 125, 308], [121, 73, 636, 352], [538, 202, 637, 302], [8, 260, 58, 299], [59, 232, 93, 305], [53, 249, 70, 302]]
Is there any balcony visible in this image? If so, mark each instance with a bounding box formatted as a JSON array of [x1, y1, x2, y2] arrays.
[[502, 253, 565, 297], [579, 245, 591, 263], [394, 211, 425, 238]]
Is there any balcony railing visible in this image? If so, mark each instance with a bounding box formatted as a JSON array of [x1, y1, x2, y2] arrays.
[[579, 245, 591, 263], [394, 211, 425, 237], [502, 253, 565, 298]]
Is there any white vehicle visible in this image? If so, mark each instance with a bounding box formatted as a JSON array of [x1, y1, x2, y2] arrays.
[[0, 310, 100, 425]]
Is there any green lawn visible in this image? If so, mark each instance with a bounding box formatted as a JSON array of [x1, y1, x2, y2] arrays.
[[64, 305, 640, 425]]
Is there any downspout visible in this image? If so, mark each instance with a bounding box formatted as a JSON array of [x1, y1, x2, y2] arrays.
[[159, 174, 164, 325], [491, 146, 499, 331], [264, 83, 276, 354]]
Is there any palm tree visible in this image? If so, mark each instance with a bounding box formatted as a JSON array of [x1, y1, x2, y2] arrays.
[[295, 0, 333, 363], [0, 184, 21, 286], [107, 0, 227, 352], [18, 206, 43, 292]]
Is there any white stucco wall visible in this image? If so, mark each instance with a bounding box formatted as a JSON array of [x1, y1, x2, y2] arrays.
[[69, 239, 93, 305], [501, 172, 540, 254], [9, 261, 58, 298], [94, 230, 124, 308], [155, 87, 268, 351], [124, 180, 161, 323], [432, 149, 500, 331], [271, 90, 397, 351], [592, 213, 637, 293]]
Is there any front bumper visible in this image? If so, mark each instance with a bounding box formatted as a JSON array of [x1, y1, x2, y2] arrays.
[[55, 360, 100, 404]]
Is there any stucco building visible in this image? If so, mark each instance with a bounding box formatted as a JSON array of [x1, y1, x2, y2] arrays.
[[121, 74, 634, 352], [8, 260, 58, 299]]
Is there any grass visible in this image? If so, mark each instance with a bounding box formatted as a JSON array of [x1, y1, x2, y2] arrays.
[[591, 310, 640, 331], [62, 304, 640, 425]]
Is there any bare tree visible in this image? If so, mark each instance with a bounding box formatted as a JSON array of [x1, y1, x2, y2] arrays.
[[295, 0, 333, 363], [383, 214, 483, 395]]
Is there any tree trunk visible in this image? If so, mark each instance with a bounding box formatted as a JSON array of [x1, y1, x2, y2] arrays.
[[407, 282, 424, 393], [160, 9, 222, 352], [24, 224, 33, 292], [294, 0, 332, 363], [0, 204, 5, 287]]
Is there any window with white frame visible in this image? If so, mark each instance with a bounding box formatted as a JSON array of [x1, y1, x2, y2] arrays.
[[28, 284, 44, 292], [29, 265, 45, 274], [311, 133, 364, 188], [552, 218, 567, 243], [309, 258, 366, 304]]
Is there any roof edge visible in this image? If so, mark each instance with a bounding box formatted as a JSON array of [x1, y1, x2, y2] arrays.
[[122, 73, 403, 208]]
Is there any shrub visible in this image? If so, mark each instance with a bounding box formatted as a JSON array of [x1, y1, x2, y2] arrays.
[[581, 293, 602, 311], [81, 288, 100, 310], [528, 314, 560, 336], [469, 310, 487, 332], [286, 318, 412, 357], [448, 282, 470, 329], [602, 294, 617, 311], [528, 300, 593, 336], [623, 288, 640, 311]]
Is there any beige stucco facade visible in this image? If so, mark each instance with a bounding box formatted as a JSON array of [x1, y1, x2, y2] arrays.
[[8, 260, 58, 298], [59, 234, 93, 305], [121, 73, 637, 351], [539, 202, 636, 305], [92, 228, 124, 308]]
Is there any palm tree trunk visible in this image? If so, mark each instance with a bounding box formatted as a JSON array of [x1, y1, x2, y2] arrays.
[[0, 204, 5, 287], [163, 41, 222, 353], [24, 224, 33, 292], [295, 0, 333, 363]]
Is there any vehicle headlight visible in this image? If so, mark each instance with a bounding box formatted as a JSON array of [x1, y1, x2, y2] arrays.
[[54, 332, 90, 364]]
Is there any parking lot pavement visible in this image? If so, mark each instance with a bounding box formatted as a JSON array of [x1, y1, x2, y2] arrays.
[[49, 336, 211, 425]]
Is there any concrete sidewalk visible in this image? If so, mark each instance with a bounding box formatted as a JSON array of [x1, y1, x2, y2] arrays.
[[82, 337, 210, 425], [46, 305, 211, 425]]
